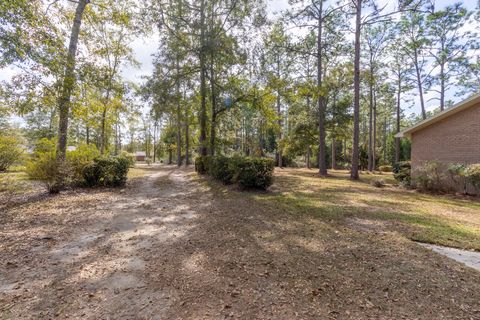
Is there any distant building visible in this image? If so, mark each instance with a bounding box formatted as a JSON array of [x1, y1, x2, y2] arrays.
[[135, 151, 147, 161]]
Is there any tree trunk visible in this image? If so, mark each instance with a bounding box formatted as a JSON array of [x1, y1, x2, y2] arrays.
[[317, 1, 327, 176], [185, 115, 190, 166], [100, 103, 108, 154], [440, 61, 445, 111], [210, 113, 216, 157], [114, 120, 119, 155], [259, 125, 265, 157], [153, 121, 157, 163], [56, 0, 89, 162], [276, 91, 282, 168], [86, 125, 90, 145], [331, 138, 337, 170], [383, 115, 387, 164], [414, 50, 427, 120], [209, 60, 217, 157], [307, 146, 311, 169], [276, 56, 283, 168], [372, 88, 377, 171], [368, 69, 374, 172], [198, 0, 208, 156], [176, 59, 182, 166], [395, 79, 401, 163], [351, 0, 362, 180]]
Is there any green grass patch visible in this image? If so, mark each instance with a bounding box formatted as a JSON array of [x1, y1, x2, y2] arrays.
[[250, 168, 480, 251]]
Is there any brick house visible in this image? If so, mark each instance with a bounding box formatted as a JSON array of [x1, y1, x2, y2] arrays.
[[397, 93, 480, 192]]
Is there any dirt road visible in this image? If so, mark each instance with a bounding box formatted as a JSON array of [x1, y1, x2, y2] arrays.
[[1, 165, 480, 319]]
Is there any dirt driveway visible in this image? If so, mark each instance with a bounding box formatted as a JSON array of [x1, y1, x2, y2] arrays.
[[1, 165, 480, 319]]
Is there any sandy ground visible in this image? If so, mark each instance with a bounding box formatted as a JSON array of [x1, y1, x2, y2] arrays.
[[1, 165, 480, 319]]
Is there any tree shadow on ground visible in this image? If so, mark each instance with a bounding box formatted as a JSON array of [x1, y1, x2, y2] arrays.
[[2, 166, 480, 319]]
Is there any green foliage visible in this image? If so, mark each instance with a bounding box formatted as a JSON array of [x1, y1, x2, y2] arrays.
[[196, 155, 275, 190], [120, 151, 136, 167], [66, 144, 100, 184], [414, 161, 445, 192], [195, 156, 212, 175], [82, 156, 130, 187], [27, 141, 98, 190], [278, 155, 298, 168], [0, 136, 24, 172], [235, 157, 275, 189], [208, 155, 238, 184], [447, 163, 467, 193], [465, 164, 480, 193], [82, 163, 100, 187], [393, 161, 411, 186], [26, 151, 67, 193], [33, 138, 56, 155], [378, 165, 393, 172]]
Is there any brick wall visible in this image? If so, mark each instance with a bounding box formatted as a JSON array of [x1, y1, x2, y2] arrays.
[[411, 102, 480, 169]]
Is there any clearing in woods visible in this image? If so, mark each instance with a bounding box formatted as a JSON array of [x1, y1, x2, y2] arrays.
[[1, 165, 480, 319]]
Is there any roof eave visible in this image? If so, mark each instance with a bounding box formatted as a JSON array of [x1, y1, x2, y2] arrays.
[[396, 93, 480, 138]]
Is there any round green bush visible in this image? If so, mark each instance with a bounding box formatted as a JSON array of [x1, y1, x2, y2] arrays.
[[67, 144, 100, 184], [234, 157, 275, 190], [26, 151, 68, 193], [82, 156, 130, 187], [197, 155, 275, 190]]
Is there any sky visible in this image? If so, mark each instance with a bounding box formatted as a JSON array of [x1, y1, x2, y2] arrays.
[[2, 0, 479, 126], [121, 0, 478, 118], [120, 0, 291, 85]]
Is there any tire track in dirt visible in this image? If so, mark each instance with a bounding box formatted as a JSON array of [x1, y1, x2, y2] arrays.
[[1, 165, 210, 319]]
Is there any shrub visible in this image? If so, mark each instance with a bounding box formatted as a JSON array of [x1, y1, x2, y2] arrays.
[[197, 155, 275, 190], [67, 144, 100, 184], [414, 161, 445, 192], [278, 155, 298, 168], [33, 138, 56, 155], [234, 157, 275, 189], [378, 165, 393, 172], [26, 151, 69, 193], [447, 163, 467, 194], [0, 136, 24, 172], [82, 162, 101, 187], [195, 155, 212, 174], [466, 164, 480, 194], [120, 151, 136, 168], [82, 156, 130, 187], [393, 161, 411, 186], [209, 155, 238, 184], [370, 178, 386, 188]]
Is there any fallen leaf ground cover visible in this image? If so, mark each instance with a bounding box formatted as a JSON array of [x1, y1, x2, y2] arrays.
[[0, 165, 479, 319], [254, 168, 480, 251]]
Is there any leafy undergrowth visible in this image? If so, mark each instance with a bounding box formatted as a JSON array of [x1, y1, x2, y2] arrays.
[[250, 168, 480, 251]]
